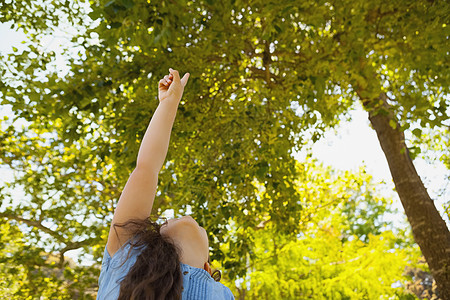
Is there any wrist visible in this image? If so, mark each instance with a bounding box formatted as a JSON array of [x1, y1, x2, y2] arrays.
[[160, 93, 183, 106], [159, 95, 181, 108]]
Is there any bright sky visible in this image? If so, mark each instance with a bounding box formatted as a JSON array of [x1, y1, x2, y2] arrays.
[[296, 106, 449, 227], [1, 20, 449, 266]]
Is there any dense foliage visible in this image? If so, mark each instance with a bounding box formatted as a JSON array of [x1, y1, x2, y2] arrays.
[[1, 0, 448, 298]]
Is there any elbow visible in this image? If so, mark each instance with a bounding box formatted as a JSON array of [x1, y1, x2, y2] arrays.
[[134, 164, 160, 179]]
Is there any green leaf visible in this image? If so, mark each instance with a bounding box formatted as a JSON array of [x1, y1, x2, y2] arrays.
[[120, 0, 134, 9], [412, 128, 422, 138], [110, 22, 122, 28], [389, 119, 397, 129], [274, 24, 282, 34], [104, 0, 116, 8]]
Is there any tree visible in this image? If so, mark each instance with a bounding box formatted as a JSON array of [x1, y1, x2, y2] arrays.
[[1, 0, 449, 297], [217, 160, 423, 299]]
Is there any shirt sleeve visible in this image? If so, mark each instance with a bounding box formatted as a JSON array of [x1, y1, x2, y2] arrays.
[[223, 285, 235, 299], [98, 245, 111, 287]]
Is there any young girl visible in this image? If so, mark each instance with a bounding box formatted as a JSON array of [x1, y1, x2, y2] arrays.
[[96, 68, 234, 299]]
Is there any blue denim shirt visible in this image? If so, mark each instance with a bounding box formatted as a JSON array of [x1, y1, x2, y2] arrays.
[[96, 242, 234, 300]]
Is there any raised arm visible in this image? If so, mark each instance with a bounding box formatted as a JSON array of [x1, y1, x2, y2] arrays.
[[136, 68, 190, 171], [106, 68, 190, 256]]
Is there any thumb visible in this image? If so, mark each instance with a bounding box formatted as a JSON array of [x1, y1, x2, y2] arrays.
[[180, 72, 190, 87]]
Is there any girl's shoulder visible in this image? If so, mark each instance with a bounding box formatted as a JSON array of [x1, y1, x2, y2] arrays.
[[97, 241, 145, 300]]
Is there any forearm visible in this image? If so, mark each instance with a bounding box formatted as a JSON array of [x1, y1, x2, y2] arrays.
[[136, 97, 179, 173]]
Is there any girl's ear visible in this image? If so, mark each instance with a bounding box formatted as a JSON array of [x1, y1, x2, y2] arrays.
[[203, 262, 212, 275]]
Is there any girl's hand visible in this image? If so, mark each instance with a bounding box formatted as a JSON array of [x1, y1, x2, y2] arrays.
[[158, 68, 190, 103]]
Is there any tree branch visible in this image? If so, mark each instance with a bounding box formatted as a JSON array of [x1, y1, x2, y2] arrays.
[[0, 211, 66, 242]]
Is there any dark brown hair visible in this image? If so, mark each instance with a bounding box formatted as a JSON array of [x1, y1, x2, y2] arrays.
[[115, 218, 183, 300], [113, 217, 222, 300]]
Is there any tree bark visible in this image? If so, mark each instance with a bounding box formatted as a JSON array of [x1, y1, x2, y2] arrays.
[[362, 93, 450, 299]]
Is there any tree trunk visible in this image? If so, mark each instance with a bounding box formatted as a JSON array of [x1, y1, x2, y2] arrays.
[[362, 93, 450, 299]]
